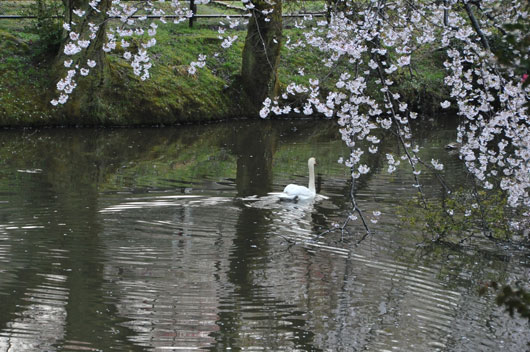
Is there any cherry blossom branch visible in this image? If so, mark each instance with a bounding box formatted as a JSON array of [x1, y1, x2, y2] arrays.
[[463, 1, 490, 51]]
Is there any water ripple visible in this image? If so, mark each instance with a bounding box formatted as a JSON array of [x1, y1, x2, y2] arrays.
[[0, 275, 68, 352]]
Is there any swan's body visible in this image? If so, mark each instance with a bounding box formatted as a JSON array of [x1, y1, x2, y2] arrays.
[[278, 157, 317, 202], [444, 142, 462, 150]]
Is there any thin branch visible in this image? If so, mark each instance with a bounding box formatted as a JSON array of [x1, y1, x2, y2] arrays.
[[349, 176, 372, 239], [373, 53, 428, 208], [252, 9, 274, 70], [443, 0, 448, 27], [463, 1, 490, 51]]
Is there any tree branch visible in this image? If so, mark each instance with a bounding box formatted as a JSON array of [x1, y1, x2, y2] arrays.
[[463, 1, 490, 51]]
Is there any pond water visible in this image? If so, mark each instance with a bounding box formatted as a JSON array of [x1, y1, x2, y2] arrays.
[[0, 120, 528, 351]]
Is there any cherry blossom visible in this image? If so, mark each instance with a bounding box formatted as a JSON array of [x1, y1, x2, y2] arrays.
[[260, 0, 529, 233]]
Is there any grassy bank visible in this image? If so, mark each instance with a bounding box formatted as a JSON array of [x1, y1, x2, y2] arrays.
[[0, 13, 448, 127], [0, 20, 247, 126]]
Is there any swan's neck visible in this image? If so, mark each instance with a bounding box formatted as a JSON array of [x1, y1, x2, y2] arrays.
[[308, 163, 316, 193]]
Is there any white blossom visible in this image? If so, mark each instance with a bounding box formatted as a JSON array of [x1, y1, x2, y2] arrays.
[[64, 43, 81, 55], [431, 159, 444, 171], [73, 9, 85, 17]]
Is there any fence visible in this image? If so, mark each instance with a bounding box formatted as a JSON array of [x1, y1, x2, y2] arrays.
[[0, 0, 326, 28]]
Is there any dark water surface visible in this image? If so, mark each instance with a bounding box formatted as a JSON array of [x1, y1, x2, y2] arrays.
[[0, 120, 528, 351]]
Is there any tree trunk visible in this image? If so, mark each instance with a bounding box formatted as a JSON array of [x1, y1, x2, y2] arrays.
[[240, 0, 282, 115], [54, 0, 111, 118]]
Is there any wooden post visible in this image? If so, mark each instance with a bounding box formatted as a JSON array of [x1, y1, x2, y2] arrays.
[[189, 0, 196, 28]]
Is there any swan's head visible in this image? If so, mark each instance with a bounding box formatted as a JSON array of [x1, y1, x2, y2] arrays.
[[308, 157, 317, 167]]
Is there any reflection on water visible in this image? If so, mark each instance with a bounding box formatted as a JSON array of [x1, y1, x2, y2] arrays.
[[0, 120, 528, 351]]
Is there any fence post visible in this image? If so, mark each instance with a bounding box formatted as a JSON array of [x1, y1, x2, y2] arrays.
[[189, 0, 196, 27]]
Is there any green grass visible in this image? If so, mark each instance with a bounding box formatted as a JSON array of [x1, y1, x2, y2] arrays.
[[99, 23, 247, 124], [0, 29, 53, 124]]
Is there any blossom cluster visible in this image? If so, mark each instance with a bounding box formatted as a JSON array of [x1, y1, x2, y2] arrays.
[[260, 0, 529, 223], [439, 0, 529, 210]]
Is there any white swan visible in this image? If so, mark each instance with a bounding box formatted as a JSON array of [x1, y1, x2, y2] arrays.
[[278, 157, 317, 202]]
